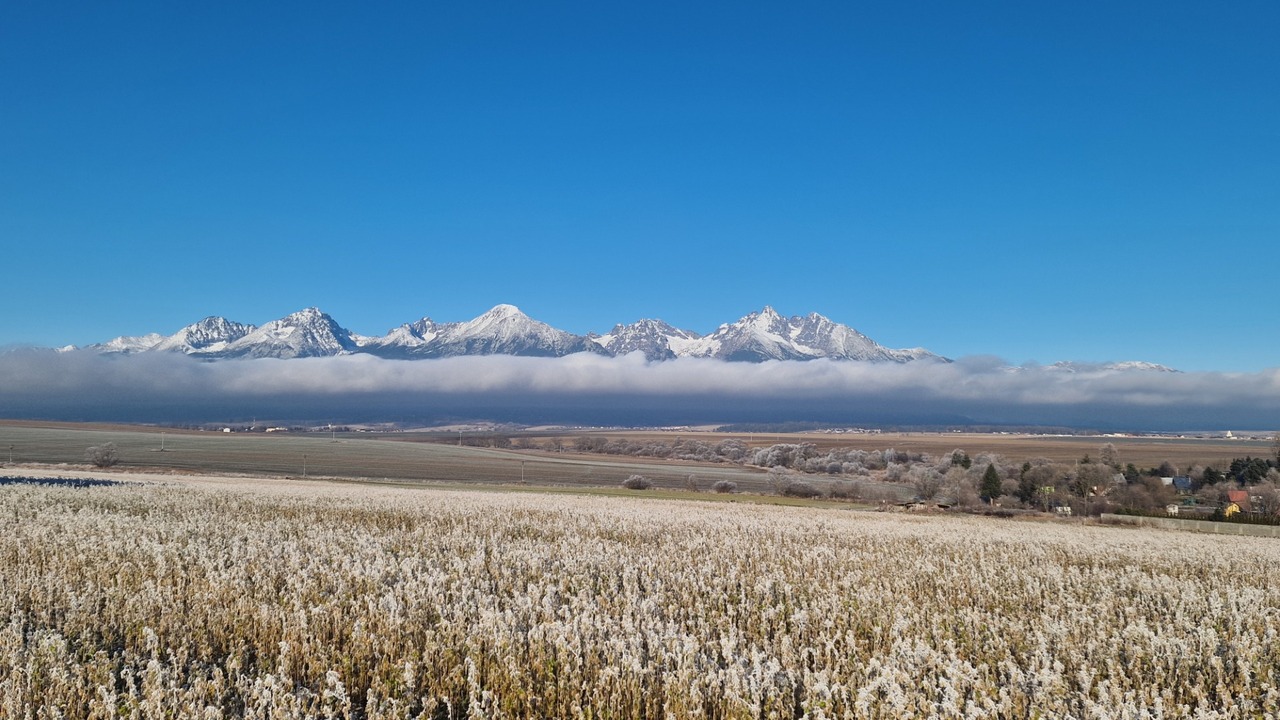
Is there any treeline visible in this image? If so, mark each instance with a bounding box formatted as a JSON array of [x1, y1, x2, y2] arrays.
[[0, 476, 122, 488], [447, 431, 1280, 517], [555, 435, 1280, 516], [570, 436, 750, 463]]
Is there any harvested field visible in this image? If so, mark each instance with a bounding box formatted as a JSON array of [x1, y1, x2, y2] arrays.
[[2, 474, 1279, 717], [0, 423, 779, 493]]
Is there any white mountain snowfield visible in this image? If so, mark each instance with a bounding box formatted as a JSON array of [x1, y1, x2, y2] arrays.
[[67, 303, 1171, 370]]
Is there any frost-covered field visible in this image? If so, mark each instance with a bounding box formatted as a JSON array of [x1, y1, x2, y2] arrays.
[[3, 478, 1279, 719]]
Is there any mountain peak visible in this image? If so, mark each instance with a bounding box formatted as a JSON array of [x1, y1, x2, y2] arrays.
[[426, 305, 597, 358], [151, 316, 255, 355], [219, 307, 357, 359], [681, 307, 945, 363], [593, 318, 702, 360], [483, 304, 524, 318], [285, 307, 328, 321]]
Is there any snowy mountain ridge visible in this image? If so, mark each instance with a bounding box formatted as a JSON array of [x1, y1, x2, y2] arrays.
[[678, 306, 936, 363], [67, 304, 1170, 369], [82, 304, 944, 363]]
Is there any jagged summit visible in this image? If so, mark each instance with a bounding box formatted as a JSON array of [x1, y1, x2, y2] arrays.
[[681, 307, 942, 363], [71, 304, 951, 364], [151, 316, 256, 355], [358, 317, 444, 358], [219, 308, 359, 359], [592, 319, 702, 361]]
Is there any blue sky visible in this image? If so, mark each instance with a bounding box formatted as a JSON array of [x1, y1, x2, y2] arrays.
[[2, 2, 1277, 372]]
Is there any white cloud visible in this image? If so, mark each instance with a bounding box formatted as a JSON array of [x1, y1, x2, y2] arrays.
[[2, 349, 1279, 429]]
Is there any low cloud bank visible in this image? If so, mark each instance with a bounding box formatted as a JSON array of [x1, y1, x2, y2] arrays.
[[2, 350, 1279, 430]]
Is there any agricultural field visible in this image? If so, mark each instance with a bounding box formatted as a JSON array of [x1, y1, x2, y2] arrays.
[[3, 473, 1279, 718], [2, 421, 1268, 495], [0, 423, 779, 494]]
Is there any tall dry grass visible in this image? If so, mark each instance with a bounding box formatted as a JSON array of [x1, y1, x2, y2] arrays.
[[2, 479, 1278, 718]]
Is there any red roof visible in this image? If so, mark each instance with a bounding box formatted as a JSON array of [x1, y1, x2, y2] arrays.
[[1226, 489, 1252, 510]]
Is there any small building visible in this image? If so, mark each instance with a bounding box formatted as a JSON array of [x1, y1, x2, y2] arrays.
[[1226, 489, 1252, 512], [1172, 476, 1194, 493], [1165, 504, 1180, 515]]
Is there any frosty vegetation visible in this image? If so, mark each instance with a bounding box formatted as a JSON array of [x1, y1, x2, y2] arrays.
[[3, 480, 1280, 718], [560, 436, 1280, 515]]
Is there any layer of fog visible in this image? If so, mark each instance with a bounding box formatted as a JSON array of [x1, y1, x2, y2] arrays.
[[2, 350, 1278, 430]]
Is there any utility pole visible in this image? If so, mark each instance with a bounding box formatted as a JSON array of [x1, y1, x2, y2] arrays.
[[7, 445, 12, 464], [160, 432, 165, 452], [458, 430, 463, 447], [303, 454, 307, 478], [521, 460, 526, 484]]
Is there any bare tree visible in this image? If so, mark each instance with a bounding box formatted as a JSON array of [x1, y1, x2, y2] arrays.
[[766, 467, 791, 494], [909, 466, 943, 501], [781, 480, 821, 498], [1070, 463, 1117, 498], [1099, 443, 1118, 468], [1251, 482, 1280, 516], [85, 443, 119, 468], [621, 474, 652, 490]]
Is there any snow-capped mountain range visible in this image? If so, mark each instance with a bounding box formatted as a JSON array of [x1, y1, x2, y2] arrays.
[[70, 304, 945, 363], [60, 304, 1178, 370]]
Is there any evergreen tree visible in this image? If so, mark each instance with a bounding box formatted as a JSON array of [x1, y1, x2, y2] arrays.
[[1016, 463, 1038, 505], [980, 464, 1003, 504]]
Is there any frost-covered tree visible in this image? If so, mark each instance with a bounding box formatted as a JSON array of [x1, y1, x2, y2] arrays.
[[621, 474, 652, 490], [85, 443, 119, 468], [1099, 442, 1119, 469], [909, 466, 943, 501]]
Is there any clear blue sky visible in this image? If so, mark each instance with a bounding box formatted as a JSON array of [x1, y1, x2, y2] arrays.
[[2, 2, 1277, 371]]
